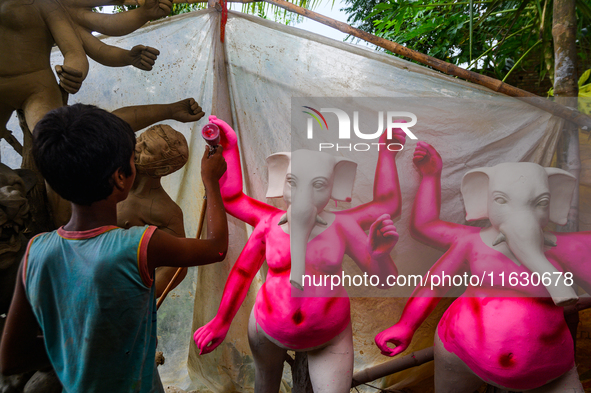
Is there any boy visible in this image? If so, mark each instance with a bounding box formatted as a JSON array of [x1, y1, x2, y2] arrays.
[[0, 104, 228, 392]]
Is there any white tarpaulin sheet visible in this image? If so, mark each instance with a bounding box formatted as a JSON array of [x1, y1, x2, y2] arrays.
[[0, 8, 566, 392]]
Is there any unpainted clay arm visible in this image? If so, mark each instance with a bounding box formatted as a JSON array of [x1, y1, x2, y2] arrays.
[[193, 223, 267, 354], [375, 244, 468, 356], [74, 0, 172, 36], [61, 0, 125, 9], [208, 116, 282, 227], [410, 142, 468, 249], [346, 214, 399, 282], [112, 98, 204, 132], [78, 27, 159, 70], [42, 0, 89, 93], [0, 263, 51, 375], [348, 128, 406, 230]]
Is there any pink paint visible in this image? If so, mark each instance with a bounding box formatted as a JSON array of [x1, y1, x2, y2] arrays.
[[195, 115, 405, 352], [375, 142, 590, 390]]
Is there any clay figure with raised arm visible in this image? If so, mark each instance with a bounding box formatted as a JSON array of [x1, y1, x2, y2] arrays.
[[0, 0, 170, 144], [375, 142, 591, 392], [118, 124, 190, 298], [194, 116, 405, 392], [47, 98, 204, 227]]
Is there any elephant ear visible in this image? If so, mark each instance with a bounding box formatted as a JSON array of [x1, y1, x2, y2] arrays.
[[461, 168, 492, 221], [266, 152, 291, 198], [331, 157, 357, 202], [545, 167, 576, 225]]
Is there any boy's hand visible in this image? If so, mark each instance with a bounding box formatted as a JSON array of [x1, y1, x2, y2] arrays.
[[201, 145, 227, 186], [208, 115, 237, 150], [128, 45, 159, 71], [170, 98, 205, 123]]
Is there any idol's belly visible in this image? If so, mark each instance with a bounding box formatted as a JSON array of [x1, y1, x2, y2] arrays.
[[254, 276, 351, 350], [438, 292, 573, 390]]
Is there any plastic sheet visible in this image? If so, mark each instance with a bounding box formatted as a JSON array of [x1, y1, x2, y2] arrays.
[[0, 8, 573, 392]]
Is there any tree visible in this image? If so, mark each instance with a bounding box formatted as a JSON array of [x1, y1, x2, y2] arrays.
[[342, 0, 591, 82]]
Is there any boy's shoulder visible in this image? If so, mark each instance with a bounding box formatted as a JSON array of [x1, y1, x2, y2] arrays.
[[27, 225, 155, 255]]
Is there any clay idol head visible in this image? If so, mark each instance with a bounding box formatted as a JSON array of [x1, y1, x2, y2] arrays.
[[135, 124, 189, 177]]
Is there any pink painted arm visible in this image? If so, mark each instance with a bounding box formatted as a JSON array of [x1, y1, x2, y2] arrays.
[[345, 214, 399, 281], [193, 222, 267, 354], [348, 128, 406, 229], [375, 243, 468, 356], [410, 142, 469, 248], [208, 116, 281, 227]]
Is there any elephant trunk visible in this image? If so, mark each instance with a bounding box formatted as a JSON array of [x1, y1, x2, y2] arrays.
[[288, 194, 324, 291], [498, 214, 577, 306]]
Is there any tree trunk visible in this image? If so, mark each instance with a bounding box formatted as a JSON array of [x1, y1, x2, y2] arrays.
[[552, 0, 580, 233]]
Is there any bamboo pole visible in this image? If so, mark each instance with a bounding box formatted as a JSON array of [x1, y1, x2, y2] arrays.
[[156, 197, 208, 309], [351, 347, 434, 388]]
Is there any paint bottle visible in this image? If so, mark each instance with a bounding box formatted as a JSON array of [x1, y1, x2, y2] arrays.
[[202, 123, 220, 148]]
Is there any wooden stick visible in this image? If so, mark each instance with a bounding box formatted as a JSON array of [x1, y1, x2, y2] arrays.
[[156, 197, 208, 309], [351, 347, 434, 387]]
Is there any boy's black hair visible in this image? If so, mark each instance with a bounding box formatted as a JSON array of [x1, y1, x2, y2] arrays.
[[32, 104, 136, 206]]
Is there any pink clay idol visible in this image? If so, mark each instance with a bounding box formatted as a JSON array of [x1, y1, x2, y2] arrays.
[[194, 115, 406, 392], [375, 142, 590, 392]]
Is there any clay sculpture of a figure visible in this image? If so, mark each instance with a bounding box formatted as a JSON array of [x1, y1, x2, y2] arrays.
[[194, 116, 405, 392], [44, 97, 204, 227], [0, 0, 170, 141], [118, 124, 190, 298], [0, 164, 38, 393], [375, 142, 590, 392], [0, 164, 36, 325], [61, 0, 171, 72]]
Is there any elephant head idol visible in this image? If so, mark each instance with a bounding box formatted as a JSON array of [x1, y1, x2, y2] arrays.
[[193, 116, 404, 392], [462, 162, 577, 305], [376, 142, 591, 393]]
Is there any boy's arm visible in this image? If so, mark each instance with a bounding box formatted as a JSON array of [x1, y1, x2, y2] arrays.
[[207, 116, 282, 227], [147, 147, 228, 270], [78, 27, 159, 71], [112, 98, 205, 132], [0, 263, 50, 375]]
